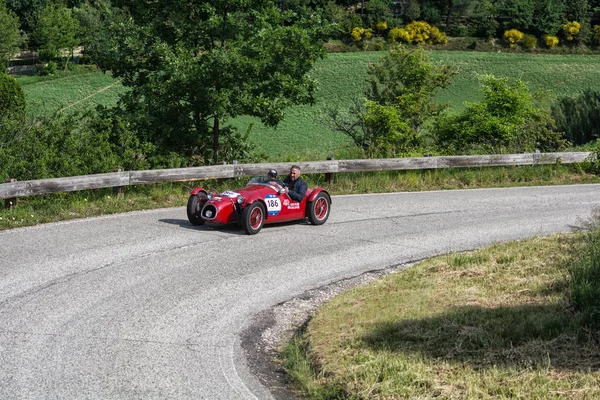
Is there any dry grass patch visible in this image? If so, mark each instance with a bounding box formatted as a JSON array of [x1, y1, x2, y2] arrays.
[[284, 234, 600, 399]]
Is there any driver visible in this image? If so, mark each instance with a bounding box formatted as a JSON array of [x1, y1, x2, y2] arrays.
[[267, 169, 285, 187]]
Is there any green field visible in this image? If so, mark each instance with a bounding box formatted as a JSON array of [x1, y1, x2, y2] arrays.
[[18, 70, 128, 117], [19, 51, 600, 158]]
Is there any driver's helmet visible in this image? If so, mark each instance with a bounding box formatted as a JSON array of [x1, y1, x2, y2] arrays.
[[267, 169, 278, 179]]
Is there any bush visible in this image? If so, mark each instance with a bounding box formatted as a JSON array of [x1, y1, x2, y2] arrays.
[[563, 21, 581, 42], [593, 25, 600, 46], [388, 21, 447, 45], [520, 34, 537, 49], [544, 35, 559, 48], [388, 27, 411, 43], [0, 73, 25, 119], [431, 75, 565, 154], [38, 61, 58, 76], [552, 90, 600, 145], [351, 27, 373, 43], [503, 29, 524, 47]]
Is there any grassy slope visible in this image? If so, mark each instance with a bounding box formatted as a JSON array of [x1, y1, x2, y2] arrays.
[[18, 70, 128, 117], [285, 234, 600, 399], [18, 51, 600, 158]]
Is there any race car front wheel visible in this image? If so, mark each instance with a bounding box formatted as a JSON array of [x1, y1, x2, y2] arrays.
[[187, 192, 207, 226], [307, 192, 330, 225], [241, 202, 265, 235]]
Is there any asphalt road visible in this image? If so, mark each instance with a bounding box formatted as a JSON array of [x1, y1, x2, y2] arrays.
[[1, 184, 599, 399]]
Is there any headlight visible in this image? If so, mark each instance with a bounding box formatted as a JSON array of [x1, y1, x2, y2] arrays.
[[236, 195, 245, 205]]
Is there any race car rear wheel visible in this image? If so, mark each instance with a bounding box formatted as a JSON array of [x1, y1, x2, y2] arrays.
[[241, 202, 265, 235], [187, 192, 207, 226], [307, 192, 330, 225]]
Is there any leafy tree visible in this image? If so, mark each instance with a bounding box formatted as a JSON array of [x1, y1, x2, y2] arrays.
[[0, 0, 23, 69], [31, 2, 79, 69], [0, 73, 25, 118], [532, 0, 565, 36], [496, 0, 535, 31], [5, 0, 46, 32], [553, 89, 600, 145], [326, 45, 454, 156], [432, 75, 566, 154], [103, 0, 326, 165]]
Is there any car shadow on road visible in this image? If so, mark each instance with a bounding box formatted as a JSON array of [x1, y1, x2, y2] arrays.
[[159, 218, 309, 235]]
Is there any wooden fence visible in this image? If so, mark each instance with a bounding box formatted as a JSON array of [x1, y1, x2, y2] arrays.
[[0, 152, 592, 205]]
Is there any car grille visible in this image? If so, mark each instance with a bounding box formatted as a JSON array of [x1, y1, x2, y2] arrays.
[[201, 204, 218, 220]]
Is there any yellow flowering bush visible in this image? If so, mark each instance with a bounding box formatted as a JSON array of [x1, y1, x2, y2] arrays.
[[503, 29, 524, 47], [593, 25, 600, 46], [544, 34, 559, 48], [351, 27, 373, 43], [388, 21, 447, 45], [376, 21, 388, 32], [563, 21, 581, 41], [388, 27, 411, 43]]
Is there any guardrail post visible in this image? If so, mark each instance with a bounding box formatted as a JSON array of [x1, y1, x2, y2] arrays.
[[112, 169, 125, 199], [4, 179, 17, 209], [325, 157, 334, 187]]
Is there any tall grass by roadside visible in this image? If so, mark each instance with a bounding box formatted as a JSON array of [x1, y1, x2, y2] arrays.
[[282, 230, 600, 399], [569, 213, 600, 332], [2, 164, 599, 231]]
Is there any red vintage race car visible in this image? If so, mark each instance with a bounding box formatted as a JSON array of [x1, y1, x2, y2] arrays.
[[186, 177, 331, 234]]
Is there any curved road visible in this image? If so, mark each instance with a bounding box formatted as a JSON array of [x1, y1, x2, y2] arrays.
[[1, 185, 599, 399]]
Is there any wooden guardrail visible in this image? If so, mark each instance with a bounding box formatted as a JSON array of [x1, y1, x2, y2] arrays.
[[0, 152, 592, 202]]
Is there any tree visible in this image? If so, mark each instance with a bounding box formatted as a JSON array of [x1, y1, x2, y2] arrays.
[[0, 72, 25, 118], [0, 0, 22, 69], [432, 75, 566, 154], [532, 0, 565, 36], [103, 0, 326, 165], [31, 2, 79, 69], [326, 45, 454, 156]]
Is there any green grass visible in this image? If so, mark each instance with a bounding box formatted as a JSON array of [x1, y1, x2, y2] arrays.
[[283, 233, 600, 399], [18, 51, 600, 159], [238, 50, 600, 157], [17, 67, 128, 117]]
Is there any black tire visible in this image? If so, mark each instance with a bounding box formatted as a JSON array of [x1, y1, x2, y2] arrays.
[[187, 192, 207, 226], [241, 202, 265, 235], [307, 192, 330, 225]]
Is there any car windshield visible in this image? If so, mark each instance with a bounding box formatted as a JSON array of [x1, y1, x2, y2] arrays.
[[247, 176, 285, 189]]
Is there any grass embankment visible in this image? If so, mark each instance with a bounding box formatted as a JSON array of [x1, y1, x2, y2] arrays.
[[2, 164, 599, 231], [17, 52, 600, 158], [283, 227, 600, 399]]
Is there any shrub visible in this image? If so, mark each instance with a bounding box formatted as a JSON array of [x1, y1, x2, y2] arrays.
[[552, 90, 600, 145], [593, 25, 600, 46], [388, 21, 447, 45], [520, 34, 537, 49], [375, 21, 387, 33], [431, 75, 565, 154], [563, 21, 581, 42], [544, 35, 559, 48], [503, 29, 524, 47], [388, 27, 411, 43], [0, 73, 25, 119], [38, 61, 58, 76], [351, 27, 373, 43]]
